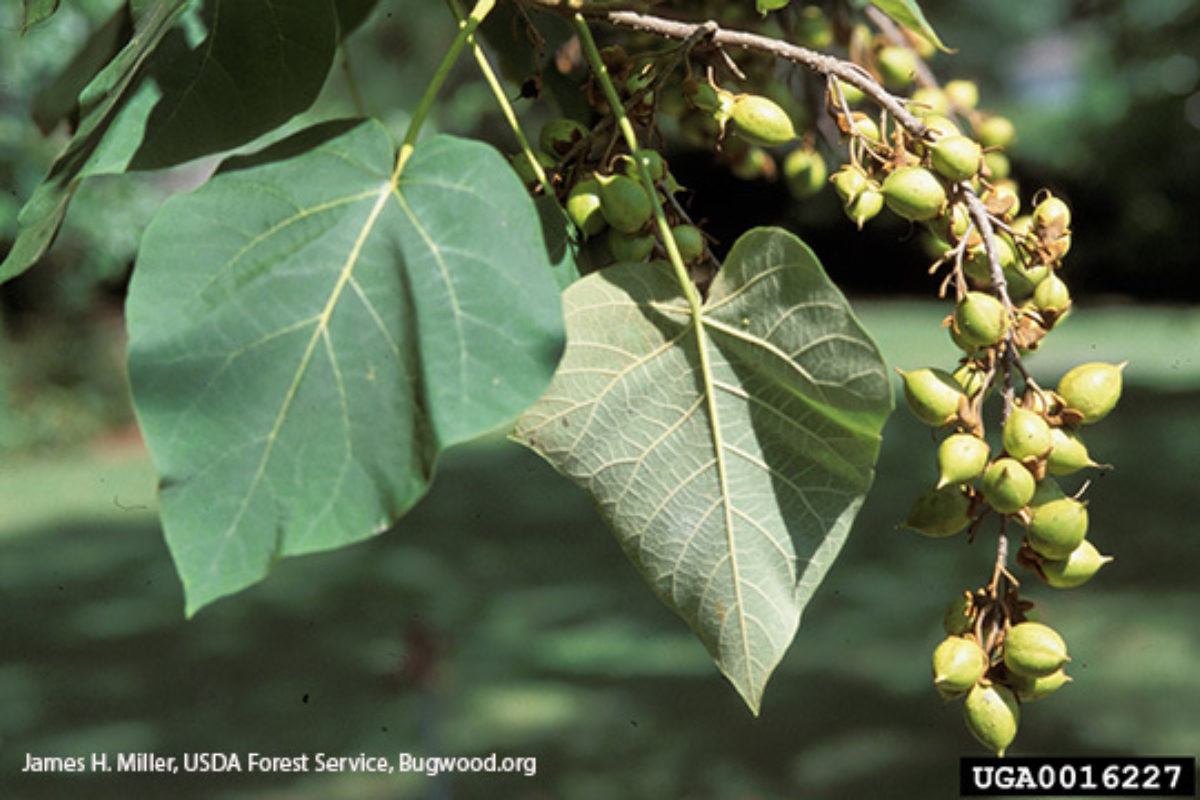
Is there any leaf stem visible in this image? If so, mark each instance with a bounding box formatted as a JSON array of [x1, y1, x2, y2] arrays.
[[447, 0, 552, 193], [395, 0, 496, 178]]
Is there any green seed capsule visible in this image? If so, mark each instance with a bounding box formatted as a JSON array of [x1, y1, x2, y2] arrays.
[[953, 292, 1009, 348], [1003, 406, 1053, 461], [932, 636, 989, 695], [596, 173, 653, 234], [539, 118, 589, 156], [567, 178, 606, 238], [944, 79, 980, 110], [783, 147, 827, 199], [832, 165, 871, 205], [1056, 362, 1125, 424], [937, 433, 990, 488], [943, 593, 977, 636], [981, 457, 1036, 514], [963, 683, 1020, 757], [1004, 621, 1070, 678], [1040, 539, 1113, 588], [1027, 496, 1089, 560], [910, 87, 950, 117], [671, 224, 705, 263], [1045, 427, 1098, 476], [882, 166, 948, 222], [1011, 668, 1072, 702], [620, 149, 668, 184], [877, 46, 919, 88], [730, 93, 797, 147], [899, 367, 965, 426], [1033, 195, 1072, 237], [976, 115, 1016, 149], [930, 135, 982, 182], [1033, 273, 1071, 313], [904, 484, 973, 537], [845, 187, 884, 229], [606, 229, 655, 262]]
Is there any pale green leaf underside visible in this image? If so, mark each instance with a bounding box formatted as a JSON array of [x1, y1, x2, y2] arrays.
[[870, 0, 952, 52], [127, 121, 564, 615], [514, 228, 892, 713]]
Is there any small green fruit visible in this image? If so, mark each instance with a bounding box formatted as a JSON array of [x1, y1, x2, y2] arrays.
[[963, 237, 1018, 286], [832, 165, 870, 205], [683, 79, 722, 113], [932, 636, 989, 695], [1002, 406, 1052, 461], [596, 173, 653, 234], [539, 118, 589, 156], [567, 178, 606, 237], [848, 111, 882, 143], [899, 367, 965, 426], [953, 362, 988, 397], [910, 87, 949, 116], [1040, 539, 1113, 588], [930, 135, 982, 182], [943, 593, 976, 636], [833, 79, 865, 105], [904, 485, 973, 537], [1004, 622, 1069, 678], [1027, 496, 1088, 560], [606, 229, 655, 262], [783, 147, 827, 199], [984, 151, 1012, 180], [730, 93, 797, 146], [877, 45, 919, 88], [1056, 362, 1125, 424], [963, 683, 1020, 757], [796, 5, 833, 48], [844, 187, 884, 229], [1011, 668, 1071, 702], [976, 115, 1017, 149], [1045, 427, 1098, 475], [621, 149, 667, 183], [1033, 195, 1072, 237], [882, 166, 947, 221], [671, 224, 705, 263], [981, 457, 1036, 514], [953, 291, 1009, 348], [944, 79, 980, 110], [937, 433, 990, 488], [922, 114, 962, 139], [1033, 273, 1071, 313]]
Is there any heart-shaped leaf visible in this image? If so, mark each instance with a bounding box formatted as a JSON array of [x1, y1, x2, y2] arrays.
[[514, 228, 893, 712], [127, 120, 565, 614]]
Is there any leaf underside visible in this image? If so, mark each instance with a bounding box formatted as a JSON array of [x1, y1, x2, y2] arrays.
[[514, 228, 893, 713], [127, 121, 565, 615]]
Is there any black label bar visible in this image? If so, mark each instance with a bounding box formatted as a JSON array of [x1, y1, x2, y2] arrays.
[[961, 757, 1196, 797]]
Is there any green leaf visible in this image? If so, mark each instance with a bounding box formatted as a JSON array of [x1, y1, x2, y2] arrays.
[[2, 0, 342, 283], [126, 120, 566, 615], [757, 0, 791, 13], [1, 0, 189, 283], [31, 4, 133, 134], [514, 228, 893, 713], [22, 0, 60, 31], [871, 0, 952, 53]]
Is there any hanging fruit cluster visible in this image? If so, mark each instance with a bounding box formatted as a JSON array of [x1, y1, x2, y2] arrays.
[[508, 0, 1122, 756]]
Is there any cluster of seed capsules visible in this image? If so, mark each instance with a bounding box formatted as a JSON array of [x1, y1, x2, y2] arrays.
[[740, 6, 1126, 757]]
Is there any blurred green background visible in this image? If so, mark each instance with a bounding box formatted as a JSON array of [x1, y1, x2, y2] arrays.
[[2, 1, 1198, 798]]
